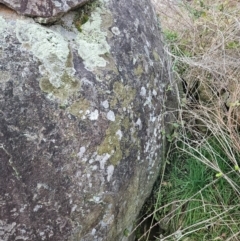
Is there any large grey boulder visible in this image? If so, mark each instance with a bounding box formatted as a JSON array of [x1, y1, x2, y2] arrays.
[[0, 0, 171, 240], [0, 0, 89, 23]]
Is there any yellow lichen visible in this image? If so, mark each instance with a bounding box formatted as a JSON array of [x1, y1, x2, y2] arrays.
[[134, 64, 144, 76], [122, 117, 130, 130], [39, 71, 79, 101], [153, 50, 160, 61], [68, 98, 90, 118], [98, 115, 123, 165], [112, 82, 136, 108]]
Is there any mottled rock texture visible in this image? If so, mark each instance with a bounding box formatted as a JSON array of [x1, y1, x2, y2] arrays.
[[0, 0, 172, 240], [0, 0, 89, 23]]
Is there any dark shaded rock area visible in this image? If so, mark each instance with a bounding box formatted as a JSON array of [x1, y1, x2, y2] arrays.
[[0, 0, 172, 240]]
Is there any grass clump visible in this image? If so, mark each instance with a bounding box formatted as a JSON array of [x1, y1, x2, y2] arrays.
[[133, 0, 240, 240], [153, 135, 240, 240], [74, 0, 101, 32]]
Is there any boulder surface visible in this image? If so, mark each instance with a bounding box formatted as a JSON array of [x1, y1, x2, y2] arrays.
[[0, 0, 89, 23], [0, 0, 170, 240]]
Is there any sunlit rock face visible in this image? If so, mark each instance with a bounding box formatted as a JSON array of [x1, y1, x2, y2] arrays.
[[0, 0, 172, 240]]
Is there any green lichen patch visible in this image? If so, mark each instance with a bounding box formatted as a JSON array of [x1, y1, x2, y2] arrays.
[[98, 115, 124, 165], [110, 82, 136, 109], [68, 98, 90, 118], [145, 73, 156, 91], [110, 97, 118, 108], [153, 50, 160, 62], [134, 64, 144, 76], [35, 40, 80, 101], [40, 70, 80, 101], [122, 117, 130, 130], [97, 114, 136, 166], [16, 19, 80, 100]]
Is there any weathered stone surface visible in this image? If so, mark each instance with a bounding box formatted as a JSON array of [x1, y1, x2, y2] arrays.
[[0, 0, 171, 240], [0, 0, 89, 23]]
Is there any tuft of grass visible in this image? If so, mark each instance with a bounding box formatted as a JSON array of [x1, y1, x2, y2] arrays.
[[74, 0, 101, 32], [132, 0, 240, 240], [153, 135, 240, 241]]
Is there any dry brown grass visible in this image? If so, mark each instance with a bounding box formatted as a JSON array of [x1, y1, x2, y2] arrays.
[[152, 0, 240, 159]]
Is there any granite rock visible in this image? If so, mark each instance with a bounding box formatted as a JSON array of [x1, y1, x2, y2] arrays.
[[0, 0, 89, 23], [0, 0, 172, 240]]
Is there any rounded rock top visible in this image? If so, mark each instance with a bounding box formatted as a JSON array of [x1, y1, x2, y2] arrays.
[[0, 0, 89, 23]]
